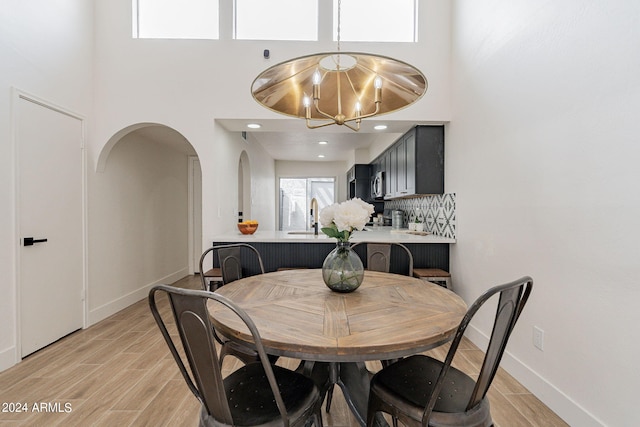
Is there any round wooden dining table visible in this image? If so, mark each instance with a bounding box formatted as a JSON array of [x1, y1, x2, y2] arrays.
[[208, 269, 467, 426]]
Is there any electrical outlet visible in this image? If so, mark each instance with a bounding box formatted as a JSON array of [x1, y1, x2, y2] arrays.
[[533, 326, 544, 351]]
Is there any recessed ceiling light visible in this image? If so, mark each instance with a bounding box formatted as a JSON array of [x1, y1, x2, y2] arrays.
[[374, 125, 388, 130], [247, 123, 261, 129], [318, 154, 325, 158], [318, 141, 328, 145]]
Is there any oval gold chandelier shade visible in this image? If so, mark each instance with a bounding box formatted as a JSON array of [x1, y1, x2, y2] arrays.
[[251, 51, 427, 131]]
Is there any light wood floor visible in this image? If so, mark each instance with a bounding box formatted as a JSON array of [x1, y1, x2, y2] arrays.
[[0, 275, 568, 427]]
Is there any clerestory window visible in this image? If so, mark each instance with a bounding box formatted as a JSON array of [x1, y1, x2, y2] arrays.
[[133, 0, 417, 42], [133, 0, 219, 39], [234, 0, 318, 41]]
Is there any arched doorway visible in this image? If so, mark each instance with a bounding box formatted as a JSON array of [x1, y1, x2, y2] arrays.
[[91, 124, 202, 321]]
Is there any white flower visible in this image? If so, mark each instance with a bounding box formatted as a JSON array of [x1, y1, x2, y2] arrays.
[[320, 199, 375, 241], [351, 197, 375, 216], [320, 203, 337, 228], [333, 200, 369, 232]]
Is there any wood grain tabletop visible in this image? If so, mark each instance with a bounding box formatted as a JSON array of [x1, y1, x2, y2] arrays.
[[208, 269, 467, 362]]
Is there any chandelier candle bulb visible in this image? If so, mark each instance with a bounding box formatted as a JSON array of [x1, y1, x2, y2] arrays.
[[375, 76, 382, 102]]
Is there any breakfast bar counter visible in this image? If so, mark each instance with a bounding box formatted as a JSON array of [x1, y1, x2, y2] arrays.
[[212, 226, 455, 244], [210, 227, 454, 275]]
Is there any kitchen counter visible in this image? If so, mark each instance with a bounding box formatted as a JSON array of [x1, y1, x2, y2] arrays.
[[210, 226, 453, 275], [212, 226, 456, 244]]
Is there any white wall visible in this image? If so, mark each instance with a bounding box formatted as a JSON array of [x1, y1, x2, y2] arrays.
[[209, 125, 276, 235], [87, 131, 192, 323], [448, 1, 640, 425], [0, 0, 93, 369]]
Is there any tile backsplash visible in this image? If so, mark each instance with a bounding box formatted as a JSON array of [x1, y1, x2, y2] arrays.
[[384, 193, 456, 239]]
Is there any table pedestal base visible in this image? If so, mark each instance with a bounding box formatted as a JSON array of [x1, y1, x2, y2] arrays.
[[298, 361, 388, 427]]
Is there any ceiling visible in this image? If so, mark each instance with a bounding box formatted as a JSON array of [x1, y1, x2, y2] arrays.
[[131, 118, 433, 163], [217, 118, 429, 162]]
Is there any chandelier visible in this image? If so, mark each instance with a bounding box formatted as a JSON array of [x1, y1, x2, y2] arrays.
[[250, 1, 427, 132]]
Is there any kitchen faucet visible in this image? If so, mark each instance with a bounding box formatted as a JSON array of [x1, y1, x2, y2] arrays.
[[310, 197, 319, 236]]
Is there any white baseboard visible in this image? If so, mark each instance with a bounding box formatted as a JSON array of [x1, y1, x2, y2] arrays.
[[87, 268, 189, 325], [0, 346, 17, 373], [466, 326, 605, 427]]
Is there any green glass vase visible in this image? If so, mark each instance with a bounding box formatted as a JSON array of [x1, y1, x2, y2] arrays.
[[322, 241, 364, 293]]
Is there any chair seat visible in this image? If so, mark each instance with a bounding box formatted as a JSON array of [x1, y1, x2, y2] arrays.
[[208, 362, 319, 426], [413, 268, 450, 278], [413, 268, 452, 290], [370, 354, 491, 426], [202, 268, 223, 291], [203, 268, 222, 278]]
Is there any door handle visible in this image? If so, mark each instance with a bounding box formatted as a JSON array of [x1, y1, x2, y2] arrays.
[[24, 237, 48, 246]]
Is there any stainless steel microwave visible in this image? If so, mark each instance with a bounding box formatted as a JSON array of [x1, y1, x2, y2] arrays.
[[372, 171, 384, 198]]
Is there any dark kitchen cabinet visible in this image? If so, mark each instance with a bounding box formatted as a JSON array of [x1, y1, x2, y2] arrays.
[[411, 125, 443, 196], [374, 125, 444, 199], [395, 134, 409, 196], [388, 147, 397, 198], [347, 164, 371, 200]]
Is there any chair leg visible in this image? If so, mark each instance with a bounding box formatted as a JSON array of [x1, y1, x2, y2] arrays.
[[366, 408, 377, 427], [381, 358, 399, 368], [325, 384, 334, 412], [306, 407, 323, 427]]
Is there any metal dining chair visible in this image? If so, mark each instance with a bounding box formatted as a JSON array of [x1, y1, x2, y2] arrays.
[[351, 241, 414, 277], [366, 276, 533, 427], [198, 244, 271, 366], [199, 243, 265, 291], [148, 284, 323, 427]]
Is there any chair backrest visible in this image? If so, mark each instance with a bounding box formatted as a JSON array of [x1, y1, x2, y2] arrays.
[[351, 242, 414, 276], [422, 276, 533, 423], [148, 284, 290, 425], [198, 243, 265, 290]]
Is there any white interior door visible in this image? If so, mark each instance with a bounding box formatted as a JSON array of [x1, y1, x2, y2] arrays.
[[17, 94, 84, 358]]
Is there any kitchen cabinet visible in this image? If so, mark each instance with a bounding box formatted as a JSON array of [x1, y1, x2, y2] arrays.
[[374, 125, 444, 199], [347, 164, 371, 200], [386, 149, 395, 198], [395, 135, 408, 196]]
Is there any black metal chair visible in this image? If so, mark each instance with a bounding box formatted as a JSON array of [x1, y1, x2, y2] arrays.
[[198, 244, 271, 366], [199, 243, 265, 291], [351, 242, 414, 277], [149, 284, 323, 427], [366, 276, 533, 427]]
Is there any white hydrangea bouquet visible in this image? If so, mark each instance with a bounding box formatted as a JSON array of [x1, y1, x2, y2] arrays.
[[320, 198, 375, 242]]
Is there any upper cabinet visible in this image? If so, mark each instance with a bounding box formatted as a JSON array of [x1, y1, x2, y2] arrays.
[[347, 164, 372, 201], [374, 125, 444, 199]]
